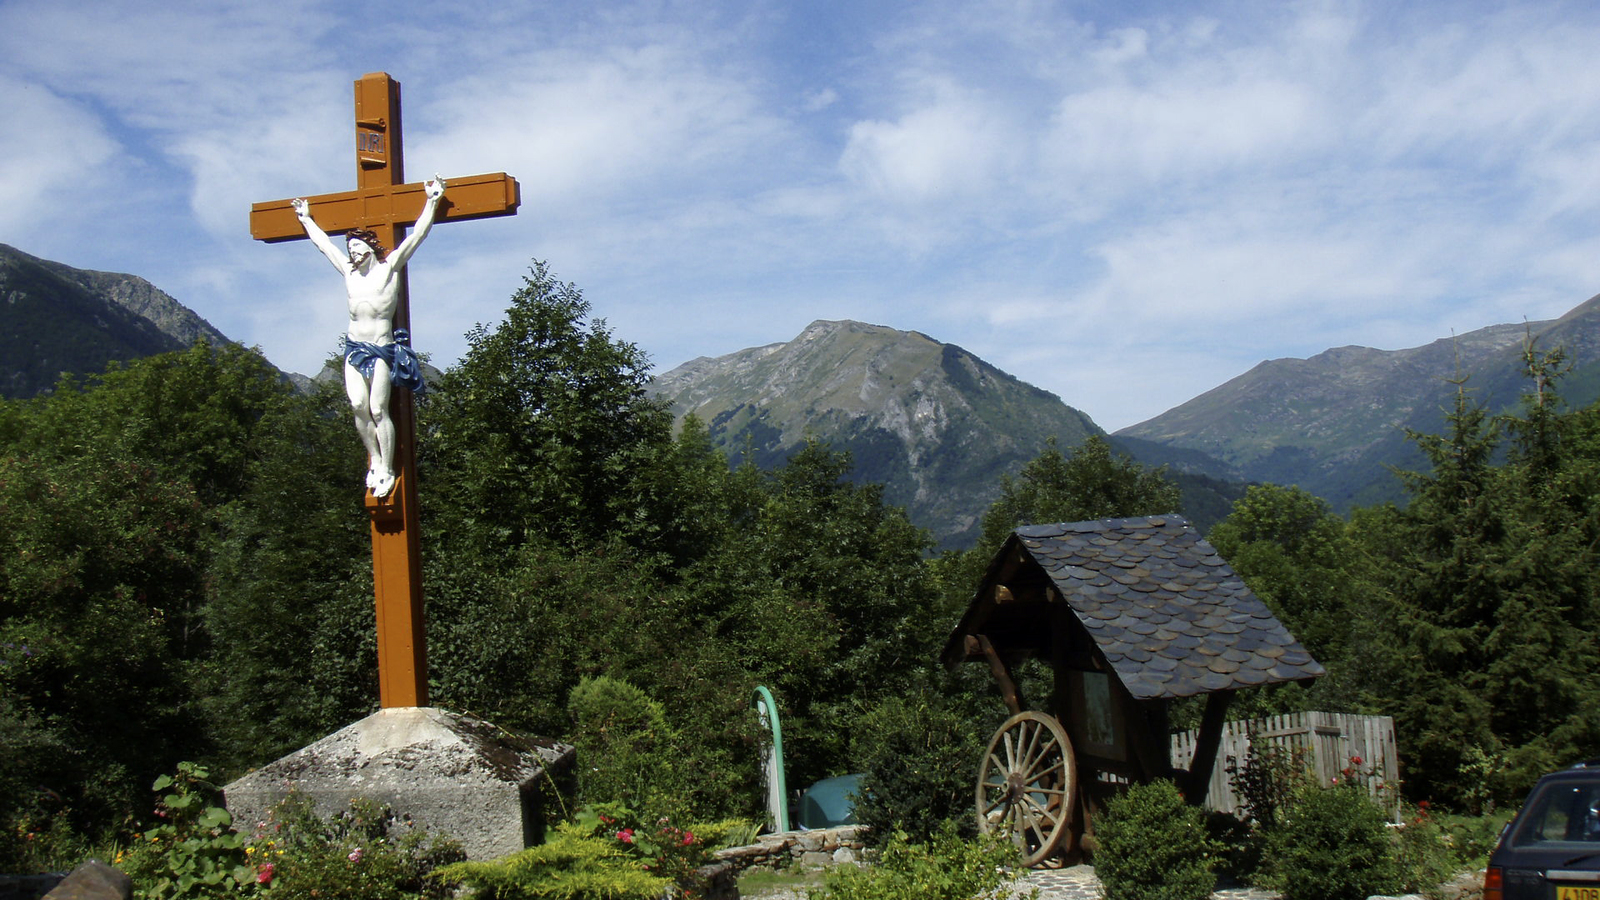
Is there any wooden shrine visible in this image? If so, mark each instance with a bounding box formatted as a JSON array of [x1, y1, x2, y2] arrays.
[[940, 515, 1324, 866]]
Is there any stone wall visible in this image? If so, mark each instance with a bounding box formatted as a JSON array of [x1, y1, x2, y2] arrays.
[[714, 825, 867, 872]]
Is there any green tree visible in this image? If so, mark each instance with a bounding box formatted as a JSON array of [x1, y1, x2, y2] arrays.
[[198, 380, 376, 770], [977, 435, 1181, 552], [1207, 484, 1395, 715], [0, 343, 300, 850], [1364, 347, 1600, 807], [0, 452, 208, 845], [420, 261, 675, 557]]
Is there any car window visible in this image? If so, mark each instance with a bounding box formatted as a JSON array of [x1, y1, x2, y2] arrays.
[[1514, 781, 1600, 846]]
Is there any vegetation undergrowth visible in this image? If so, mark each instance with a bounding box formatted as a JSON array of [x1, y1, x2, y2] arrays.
[[807, 824, 1033, 900], [435, 802, 747, 900], [117, 764, 463, 900], [1260, 780, 1402, 900], [1093, 780, 1219, 900]]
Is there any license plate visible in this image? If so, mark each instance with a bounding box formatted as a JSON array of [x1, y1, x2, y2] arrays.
[[1558, 886, 1600, 900]]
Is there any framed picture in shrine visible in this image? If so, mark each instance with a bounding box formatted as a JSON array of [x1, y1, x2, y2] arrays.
[[1064, 668, 1127, 762]]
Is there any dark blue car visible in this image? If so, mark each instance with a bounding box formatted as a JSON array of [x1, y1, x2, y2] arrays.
[[1487, 762, 1600, 900]]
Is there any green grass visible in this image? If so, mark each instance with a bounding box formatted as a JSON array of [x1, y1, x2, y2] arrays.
[[737, 866, 830, 897]]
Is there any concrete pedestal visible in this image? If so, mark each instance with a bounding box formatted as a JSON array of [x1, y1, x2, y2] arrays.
[[222, 707, 574, 860]]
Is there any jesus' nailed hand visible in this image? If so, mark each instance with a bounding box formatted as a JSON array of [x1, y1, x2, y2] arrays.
[[292, 176, 446, 499]]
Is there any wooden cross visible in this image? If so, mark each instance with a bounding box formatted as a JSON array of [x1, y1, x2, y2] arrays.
[[250, 72, 520, 709]]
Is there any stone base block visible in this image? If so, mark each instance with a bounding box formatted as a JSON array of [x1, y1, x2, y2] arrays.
[[222, 707, 574, 861]]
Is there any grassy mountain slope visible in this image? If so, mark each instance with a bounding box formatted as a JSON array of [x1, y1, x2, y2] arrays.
[[1117, 293, 1600, 508]]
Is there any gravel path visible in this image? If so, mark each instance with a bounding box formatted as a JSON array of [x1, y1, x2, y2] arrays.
[[1014, 865, 1280, 900], [741, 862, 1481, 900]]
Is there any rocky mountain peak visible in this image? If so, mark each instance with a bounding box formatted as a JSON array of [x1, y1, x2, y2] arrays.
[[649, 319, 1099, 548]]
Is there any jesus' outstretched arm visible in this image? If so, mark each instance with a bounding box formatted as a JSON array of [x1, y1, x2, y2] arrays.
[[291, 198, 351, 272], [387, 176, 446, 271]]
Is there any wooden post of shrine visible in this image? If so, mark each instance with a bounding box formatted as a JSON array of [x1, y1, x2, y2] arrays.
[[250, 72, 520, 708]]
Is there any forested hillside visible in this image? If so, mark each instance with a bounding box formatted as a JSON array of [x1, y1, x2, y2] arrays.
[[2, 262, 1596, 871], [0, 244, 232, 399]]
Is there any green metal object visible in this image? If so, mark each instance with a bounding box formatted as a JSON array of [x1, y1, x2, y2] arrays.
[[753, 686, 790, 833]]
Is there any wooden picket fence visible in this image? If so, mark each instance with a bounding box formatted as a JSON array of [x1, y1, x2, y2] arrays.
[[1170, 711, 1400, 820]]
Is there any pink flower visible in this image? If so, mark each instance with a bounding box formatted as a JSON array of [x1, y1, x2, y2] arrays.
[[616, 828, 635, 844], [681, 832, 695, 846], [348, 848, 363, 862], [257, 863, 275, 885]]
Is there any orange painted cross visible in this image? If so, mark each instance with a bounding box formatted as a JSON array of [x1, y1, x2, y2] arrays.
[[250, 72, 520, 709]]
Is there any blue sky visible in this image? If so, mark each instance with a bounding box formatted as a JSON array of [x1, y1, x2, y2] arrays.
[[5, 0, 1600, 431]]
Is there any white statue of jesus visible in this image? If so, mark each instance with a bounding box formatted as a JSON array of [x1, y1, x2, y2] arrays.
[[292, 176, 445, 499]]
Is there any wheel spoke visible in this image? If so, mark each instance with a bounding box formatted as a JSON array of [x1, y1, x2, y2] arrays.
[[1025, 759, 1065, 785], [1018, 721, 1042, 773], [1020, 794, 1061, 827], [1021, 732, 1057, 775], [981, 793, 1009, 815]]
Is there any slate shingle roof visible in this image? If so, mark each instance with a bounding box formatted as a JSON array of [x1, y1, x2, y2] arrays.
[[1006, 515, 1323, 700]]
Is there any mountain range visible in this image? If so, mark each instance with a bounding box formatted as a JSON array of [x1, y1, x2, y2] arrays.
[[10, 243, 1600, 548], [1117, 293, 1600, 509]]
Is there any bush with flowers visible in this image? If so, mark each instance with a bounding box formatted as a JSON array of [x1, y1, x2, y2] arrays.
[[1393, 799, 1456, 900], [572, 802, 747, 895], [253, 793, 464, 900], [435, 803, 748, 900], [117, 762, 254, 899], [432, 820, 670, 900], [117, 763, 464, 900]]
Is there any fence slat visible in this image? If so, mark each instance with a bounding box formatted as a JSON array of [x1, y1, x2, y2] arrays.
[[1168, 711, 1398, 820]]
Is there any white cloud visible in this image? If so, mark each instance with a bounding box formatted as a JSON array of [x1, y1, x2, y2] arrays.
[[0, 77, 120, 238], [839, 86, 1023, 205]]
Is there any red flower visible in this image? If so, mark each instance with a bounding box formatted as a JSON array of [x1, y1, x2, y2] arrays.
[[1351, 755, 1363, 766], [616, 828, 635, 844], [257, 863, 275, 885], [681, 831, 695, 845]]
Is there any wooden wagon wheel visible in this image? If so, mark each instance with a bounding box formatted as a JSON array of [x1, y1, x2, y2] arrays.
[[976, 711, 1077, 867]]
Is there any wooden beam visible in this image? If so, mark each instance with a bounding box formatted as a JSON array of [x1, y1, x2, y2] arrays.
[[974, 634, 1024, 716], [250, 172, 520, 242], [1182, 690, 1234, 805]]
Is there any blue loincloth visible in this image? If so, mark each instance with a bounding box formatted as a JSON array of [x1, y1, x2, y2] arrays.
[[341, 329, 427, 394]]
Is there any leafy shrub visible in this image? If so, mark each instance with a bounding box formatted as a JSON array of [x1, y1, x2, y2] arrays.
[[433, 821, 670, 900], [1093, 780, 1218, 900], [808, 824, 1028, 900], [1437, 807, 1515, 869], [567, 676, 692, 816], [1394, 802, 1456, 900], [1202, 810, 1258, 882], [120, 764, 466, 900], [848, 688, 993, 846], [255, 794, 464, 900], [1263, 783, 1401, 900], [118, 763, 254, 900]]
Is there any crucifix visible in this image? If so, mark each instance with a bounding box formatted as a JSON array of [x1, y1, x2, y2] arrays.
[[250, 72, 520, 709]]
